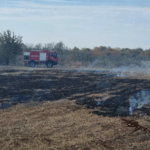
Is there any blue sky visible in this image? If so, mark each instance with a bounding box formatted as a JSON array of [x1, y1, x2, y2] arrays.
[[0, 0, 150, 49]]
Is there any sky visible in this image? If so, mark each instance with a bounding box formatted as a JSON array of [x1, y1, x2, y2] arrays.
[[0, 0, 150, 49]]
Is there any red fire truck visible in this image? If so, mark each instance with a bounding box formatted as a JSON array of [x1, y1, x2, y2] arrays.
[[23, 50, 58, 68]]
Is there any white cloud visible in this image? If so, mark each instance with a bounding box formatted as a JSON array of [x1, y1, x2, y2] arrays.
[[1, 0, 150, 49], [43, 0, 82, 3], [1, 1, 150, 22]]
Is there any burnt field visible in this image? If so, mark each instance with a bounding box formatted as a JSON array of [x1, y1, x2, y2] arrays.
[[1, 67, 150, 116], [1, 67, 150, 149]]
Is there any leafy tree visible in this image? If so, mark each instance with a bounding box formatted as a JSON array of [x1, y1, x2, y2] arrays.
[[34, 43, 42, 50], [52, 41, 69, 66], [72, 47, 80, 52], [0, 47, 3, 64], [99, 46, 107, 51], [121, 48, 131, 52], [43, 42, 55, 51], [114, 47, 121, 51], [0, 30, 23, 65], [22, 43, 34, 51], [71, 47, 80, 61], [53, 41, 67, 52], [130, 48, 143, 58], [80, 48, 96, 65]]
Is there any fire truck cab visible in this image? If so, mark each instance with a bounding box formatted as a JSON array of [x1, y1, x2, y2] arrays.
[[23, 50, 58, 68]]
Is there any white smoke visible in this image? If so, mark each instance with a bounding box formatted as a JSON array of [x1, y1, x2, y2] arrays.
[[88, 59, 99, 68], [110, 65, 140, 77], [129, 89, 150, 115], [141, 61, 150, 69], [110, 61, 150, 78], [97, 101, 103, 106]]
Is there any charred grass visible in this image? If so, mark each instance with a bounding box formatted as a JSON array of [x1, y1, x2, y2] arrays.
[[1, 67, 150, 149]]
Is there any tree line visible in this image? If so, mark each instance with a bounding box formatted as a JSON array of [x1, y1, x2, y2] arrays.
[[1, 30, 150, 67]]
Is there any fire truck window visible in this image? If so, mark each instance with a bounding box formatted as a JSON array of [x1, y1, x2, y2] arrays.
[[52, 53, 57, 59], [24, 56, 30, 60]]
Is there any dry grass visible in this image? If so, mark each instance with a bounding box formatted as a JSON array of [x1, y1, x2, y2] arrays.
[[1, 67, 150, 149], [1, 100, 150, 150]]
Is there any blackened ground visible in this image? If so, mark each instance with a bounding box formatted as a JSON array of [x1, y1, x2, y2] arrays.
[[0, 68, 150, 117]]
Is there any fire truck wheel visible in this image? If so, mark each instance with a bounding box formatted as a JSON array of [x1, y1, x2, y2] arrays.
[[30, 61, 36, 67], [47, 62, 53, 68]]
